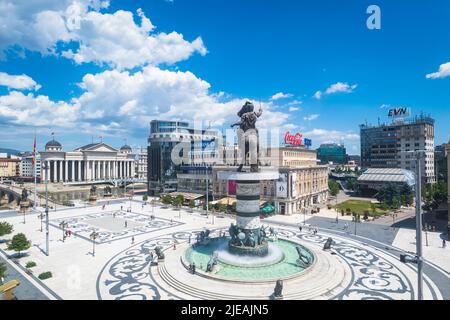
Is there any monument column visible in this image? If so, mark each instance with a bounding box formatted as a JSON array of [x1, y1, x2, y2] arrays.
[[102, 161, 106, 180]]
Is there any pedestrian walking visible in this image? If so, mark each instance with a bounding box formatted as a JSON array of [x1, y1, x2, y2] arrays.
[[173, 243, 176, 250], [299, 226, 302, 233], [132, 236, 135, 244], [443, 239, 446, 248], [120, 205, 123, 211], [336, 216, 339, 224], [125, 221, 128, 228]]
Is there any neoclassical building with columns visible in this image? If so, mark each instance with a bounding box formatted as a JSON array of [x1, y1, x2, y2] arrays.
[[39, 139, 136, 184]]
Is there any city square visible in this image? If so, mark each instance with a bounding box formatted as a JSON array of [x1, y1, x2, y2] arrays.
[[0, 0, 449, 307], [0, 194, 448, 300]]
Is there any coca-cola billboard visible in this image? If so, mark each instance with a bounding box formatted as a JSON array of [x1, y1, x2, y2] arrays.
[[284, 131, 312, 147]]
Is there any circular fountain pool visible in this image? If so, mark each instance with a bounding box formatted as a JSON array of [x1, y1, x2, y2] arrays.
[[184, 237, 315, 281]]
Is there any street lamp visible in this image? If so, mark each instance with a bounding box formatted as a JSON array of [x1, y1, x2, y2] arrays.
[[38, 213, 44, 232], [43, 162, 50, 256], [90, 231, 99, 256], [403, 149, 426, 300], [59, 221, 68, 242]]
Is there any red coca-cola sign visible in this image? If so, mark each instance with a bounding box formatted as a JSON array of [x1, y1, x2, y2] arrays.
[[284, 131, 303, 146]]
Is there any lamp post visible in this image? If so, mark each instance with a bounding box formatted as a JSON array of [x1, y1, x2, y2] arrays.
[[90, 231, 99, 256], [38, 213, 44, 232], [404, 150, 425, 300], [43, 162, 49, 256]]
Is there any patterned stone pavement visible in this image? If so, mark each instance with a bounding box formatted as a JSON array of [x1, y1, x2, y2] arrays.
[[0, 198, 448, 300]]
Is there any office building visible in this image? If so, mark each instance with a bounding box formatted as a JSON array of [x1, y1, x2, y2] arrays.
[[360, 114, 435, 184], [147, 120, 221, 195]]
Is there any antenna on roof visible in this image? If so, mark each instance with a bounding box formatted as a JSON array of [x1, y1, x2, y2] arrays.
[[99, 135, 103, 143], [51, 132, 55, 141]]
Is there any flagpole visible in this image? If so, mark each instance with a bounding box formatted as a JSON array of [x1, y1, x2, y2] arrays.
[[33, 131, 37, 211]]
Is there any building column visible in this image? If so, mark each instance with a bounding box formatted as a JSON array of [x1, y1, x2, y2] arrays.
[[76, 161, 81, 181], [102, 161, 106, 180], [113, 161, 117, 179], [58, 160, 62, 182], [84, 160, 88, 182], [64, 160, 68, 182], [96, 161, 100, 181], [107, 161, 111, 180], [118, 161, 122, 179], [71, 161, 75, 181], [52, 161, 56, 182]]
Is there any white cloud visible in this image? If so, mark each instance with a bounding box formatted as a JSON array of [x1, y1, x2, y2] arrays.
[[426, 62, 450, 79], [288, 106, 299, 112], [0, 1, 207, 69], [303, 114, 319, 121], [304, 128, 359, 144], [70, 66, 291, 132], [313, 90, 322, 100], [0, 72, 41, 91], [0, 90, 79, 127], [325, 82, 357, 94], [314, 82, 357, 99], [270, 92, 293, 101]]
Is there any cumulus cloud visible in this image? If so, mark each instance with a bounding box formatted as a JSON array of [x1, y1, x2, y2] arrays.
[[304, 128, 359, 144], [0, 90, 79, 127], [314, 82, 357, 99], [303, 114, 319, 121], [0, 72, 41, 91], [0, 1, 207, 69], [270, 92, 293, 101], [288, 106, 299, 112], [426, 62, 450, 79]]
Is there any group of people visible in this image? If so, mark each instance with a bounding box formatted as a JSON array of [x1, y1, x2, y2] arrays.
[[298, 225, 319, 235], [64, 229, 73, 238]]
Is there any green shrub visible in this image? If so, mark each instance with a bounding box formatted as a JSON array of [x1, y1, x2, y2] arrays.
[[142, 195, 148, 201], [38, 271, 52, 280], [7, 233, 31, 256], [26, 261, 37, 268], [0, 221, 14, 237]]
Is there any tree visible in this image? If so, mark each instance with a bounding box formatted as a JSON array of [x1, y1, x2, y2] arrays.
[[173, 195, 184, 208], [142, 195, 148, 202], [392, 197, 399, 210], [0, 221, 14, 237], [162, 194, 173, 205], [189, 200, 195, 209], [7, 233, 31, 257], [347, 178, 356, 191], [328, 180, 340, 197], [0, 262, 6, 284]]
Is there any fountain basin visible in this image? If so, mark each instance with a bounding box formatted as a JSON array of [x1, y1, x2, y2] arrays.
[[184, 237, 314, 281]]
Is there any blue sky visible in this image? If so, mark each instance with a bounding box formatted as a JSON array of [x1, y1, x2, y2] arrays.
[[0, 0, 449, 155]]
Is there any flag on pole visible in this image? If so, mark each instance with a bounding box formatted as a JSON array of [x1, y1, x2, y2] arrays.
[[32, 135, 37, 166]]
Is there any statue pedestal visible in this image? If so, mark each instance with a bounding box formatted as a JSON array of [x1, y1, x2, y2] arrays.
[[218, 168, 279, 256]]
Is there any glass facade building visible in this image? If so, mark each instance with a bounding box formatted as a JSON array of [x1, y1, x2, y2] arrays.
[[147, 120, 220, 195], [317, 143, 347, 165]]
